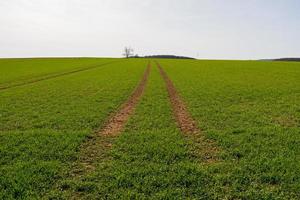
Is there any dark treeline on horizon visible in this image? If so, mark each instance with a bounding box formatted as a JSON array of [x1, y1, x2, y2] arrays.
[[274, 58, 300, 62], [130, 55, 195, 59]]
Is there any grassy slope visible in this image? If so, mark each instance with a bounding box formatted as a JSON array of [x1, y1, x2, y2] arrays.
[[0, 59, 147, 199], [0, 58, 115, 88], [160, 59, 300, 199], [56, 65, 221, 199]]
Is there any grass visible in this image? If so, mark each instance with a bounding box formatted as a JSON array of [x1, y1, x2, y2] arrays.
[[0, 58, 115, 89], [1, 58, 299, 199], [0, 130, 87, 199], [0, 58, 147, 199], [52, 63, 218, 199], [160, 59, 300, 199]]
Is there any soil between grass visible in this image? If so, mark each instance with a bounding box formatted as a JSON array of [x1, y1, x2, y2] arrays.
[[156, 61, 219, 163], [54, 63, 220, 199], [69, 62, 151, 176], [101, 62, 151, 136]]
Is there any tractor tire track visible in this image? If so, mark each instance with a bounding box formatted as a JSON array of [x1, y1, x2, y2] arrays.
[[156, 62, 219, 163], [71, 62, 151, 176], [0, 61, 118, 91], [100, 62, 151, 136]]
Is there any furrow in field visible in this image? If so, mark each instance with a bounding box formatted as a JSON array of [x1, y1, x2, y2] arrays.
[[72, 62, 151, 175], [157, 62, 198, 134], [156, 61, 219, 163], [0, 61, 117, 91], [101, 62, 151, 135]]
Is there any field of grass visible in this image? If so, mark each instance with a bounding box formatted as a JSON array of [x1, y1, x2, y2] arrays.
[[0, 58, 115, 89], [0, 58, 299, 199], [49, 64, 217, 199], [0, 58, 147, 199], [160, 59, 300, 198]]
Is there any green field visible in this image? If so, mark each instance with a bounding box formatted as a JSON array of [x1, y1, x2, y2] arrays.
[[0, 58, 118, 90], [0, 58, 299, 199]]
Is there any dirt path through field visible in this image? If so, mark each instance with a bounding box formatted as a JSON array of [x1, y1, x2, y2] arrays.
[[157, 62, 198, 133], [72, 62, 151, 176], [101, 62, 151, 135], [0, 61, 118, 91], [156, 62, 219, 163]]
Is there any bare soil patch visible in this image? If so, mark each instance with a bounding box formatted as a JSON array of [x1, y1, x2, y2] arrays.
[[72, 62, 151, 176], [156, 62, 219, 163], [101, 62, 151, 135]]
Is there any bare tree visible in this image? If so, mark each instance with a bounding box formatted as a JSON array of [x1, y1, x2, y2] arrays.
[[123, 47, 134, 58]]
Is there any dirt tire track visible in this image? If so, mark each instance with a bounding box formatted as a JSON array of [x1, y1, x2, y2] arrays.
[[156, 62, 198, 133], [0, 61, 118, 91], [71, 62, 151, 176], [156, 61, 219, 163], [100, 62, 151, 136]]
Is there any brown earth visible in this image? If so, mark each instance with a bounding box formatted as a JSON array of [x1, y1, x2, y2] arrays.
[[71, 62, 151, 176], [101, 62, 151, 135], [156, 62, 198, 134], [156, 62, 219, 163]]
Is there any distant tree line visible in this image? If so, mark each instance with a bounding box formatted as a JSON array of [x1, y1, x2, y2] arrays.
[[274, 58, 300, 62], [144, 55, 195, 59], [123, 47, 195, 60]]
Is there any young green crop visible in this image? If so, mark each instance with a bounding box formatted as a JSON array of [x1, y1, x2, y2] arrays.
[[0, 58, 115, 89], [159, 59, 300, 199], [0, 59, 147, 199], [52, 65, 220, 199], [1, 58, 299, 199]]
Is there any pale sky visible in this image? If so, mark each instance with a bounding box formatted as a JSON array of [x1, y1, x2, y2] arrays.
[[0, 0, 299, 59]]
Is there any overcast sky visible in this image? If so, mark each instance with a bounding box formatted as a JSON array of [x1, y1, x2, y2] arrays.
[[0, 0, 299, 59]]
